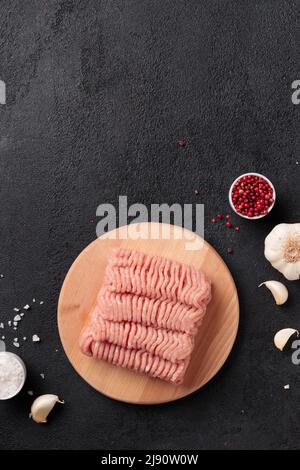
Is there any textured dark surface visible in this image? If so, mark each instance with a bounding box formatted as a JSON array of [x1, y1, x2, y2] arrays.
[[0, 0, 300, 450]]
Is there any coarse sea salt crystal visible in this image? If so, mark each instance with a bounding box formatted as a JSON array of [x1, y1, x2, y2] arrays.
[[40, 373, 45, 379], [23, 337, 27, 341], [20, 313, 24, 317], [40, 301, 44, 305], [1, 336, 5, 340], [27, 390, 33, 396], [8, 321, 11, 326], [14, 315, 21, 322], [23, 305, 30, 310], [0, 353, 25, 399], [32, 335, 40, 343], [13, 342, 19, 348], [13, 322, 18, 326], [13, 308, 19, 312], [284, 384, 290, 390], [0, 323, 3, 329]]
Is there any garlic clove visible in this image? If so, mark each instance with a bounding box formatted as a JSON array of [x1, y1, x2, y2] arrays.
[[274, 328, 299, 351], [30, 394, 64, 424], [259, 281, 288, 305]]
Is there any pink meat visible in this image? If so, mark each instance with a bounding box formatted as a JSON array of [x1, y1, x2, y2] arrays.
[[85, 340, 189, 385], [80, 309, 194, 361], [97, 290, 206, 334], [105, 248, 211, 308], [80, 248, 212, 385]]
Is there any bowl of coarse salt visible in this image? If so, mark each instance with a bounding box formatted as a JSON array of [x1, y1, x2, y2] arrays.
[[0, 341, 26, 400]]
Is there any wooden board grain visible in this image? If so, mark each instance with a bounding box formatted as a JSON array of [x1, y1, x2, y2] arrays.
[[57, 223, 239, 404]]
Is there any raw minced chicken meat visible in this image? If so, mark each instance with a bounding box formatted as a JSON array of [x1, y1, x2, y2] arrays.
[[80, 248, 212, 385]]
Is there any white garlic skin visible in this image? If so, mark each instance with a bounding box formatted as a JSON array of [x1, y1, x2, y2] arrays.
[[274, 328, 299, 351], [30, 394, 64, 424], [265, 223, 300, 280], [259, 281, 288, 305]]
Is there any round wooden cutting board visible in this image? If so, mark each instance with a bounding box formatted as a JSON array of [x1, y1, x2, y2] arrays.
[[58, 223, 239, 404]]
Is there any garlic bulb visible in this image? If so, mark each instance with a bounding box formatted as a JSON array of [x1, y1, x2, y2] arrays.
[[264, 223, 300, 280], [30, 394, 64, 423]]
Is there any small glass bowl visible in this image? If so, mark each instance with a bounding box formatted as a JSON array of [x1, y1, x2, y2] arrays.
[[229, 172, 276, 220]]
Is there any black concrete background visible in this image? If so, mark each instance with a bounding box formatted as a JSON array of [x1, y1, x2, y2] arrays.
[[0, 0, 300, 450]]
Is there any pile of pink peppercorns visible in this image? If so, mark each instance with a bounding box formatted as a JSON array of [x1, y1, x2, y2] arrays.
[[230, 174, 274, 218]]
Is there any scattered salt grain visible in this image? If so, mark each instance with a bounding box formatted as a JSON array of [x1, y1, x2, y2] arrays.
[[13, 327, 17, 330], [32, 298, 36, 303], [13, 342, 19, 348], [13, 322, 18, 326], [32, 335, 40, 343], [284, 384, 290, 390], [8, 321, 11, 326], [13, 308, 19, 312], [23, 337, 27, 341], [23, 304, 30, 310], [20, 313, 24, 317], [13, 315, 21, 322], [39, 301, 44, 305], [14, 338, 18, 342], [27, 390, 34, 396], [0, 323, 3, 329], [296, 161, 299, 165], [1, 336, 5, 340], [0, 274, 4, 278], [40, 373, 45, 379]]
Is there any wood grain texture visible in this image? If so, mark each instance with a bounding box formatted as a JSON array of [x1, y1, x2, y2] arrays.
[[57, 223, 239, 404]]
